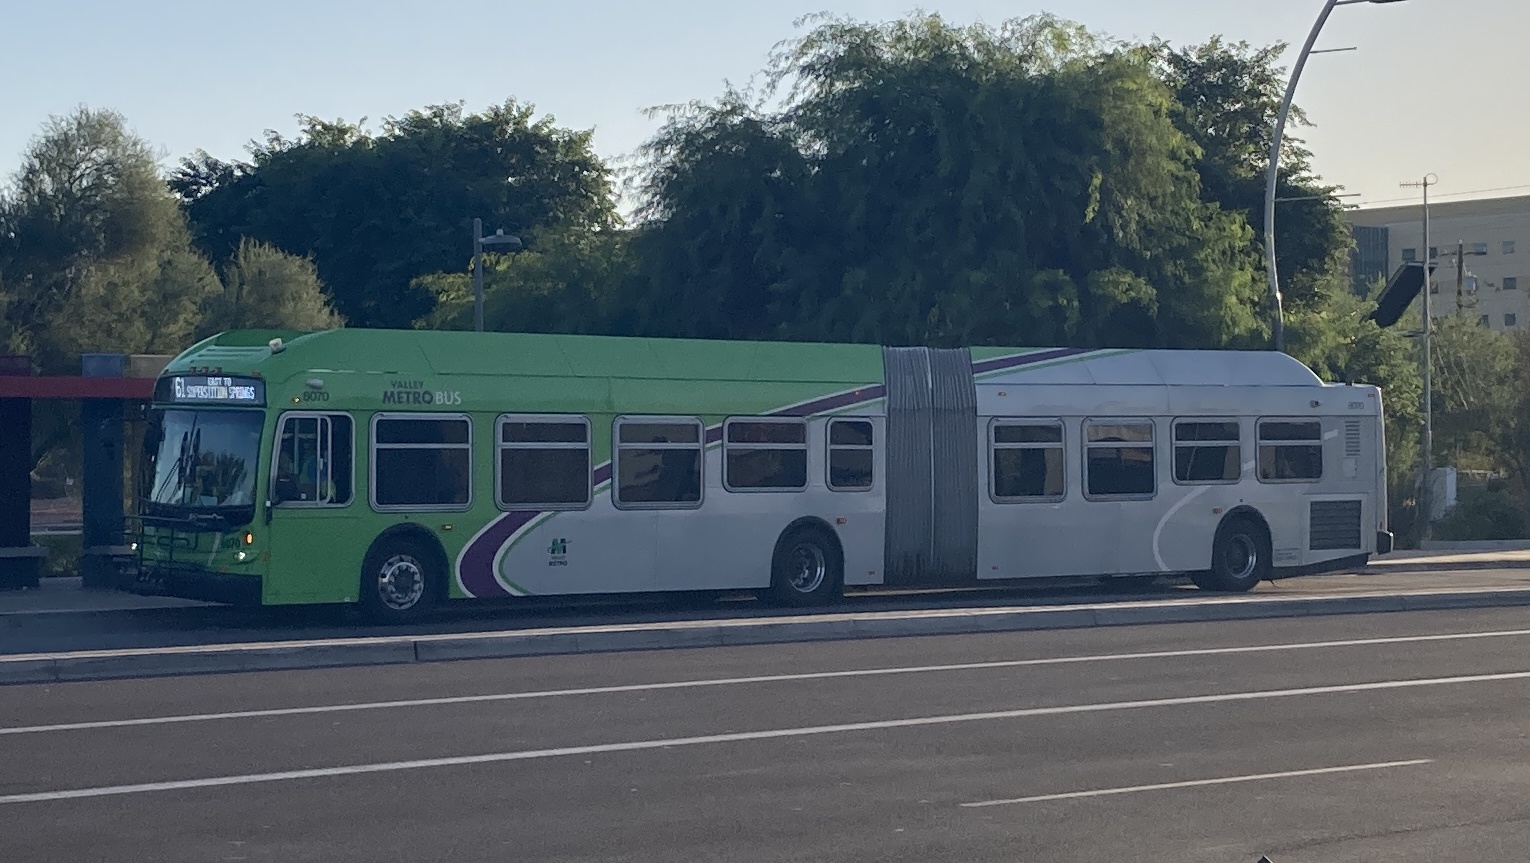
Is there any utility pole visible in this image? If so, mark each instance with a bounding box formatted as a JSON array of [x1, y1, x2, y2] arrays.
[[1437, 240, 1487, 315], [1457, 241, 1465, 314], [1401, 174, 1437, 540]]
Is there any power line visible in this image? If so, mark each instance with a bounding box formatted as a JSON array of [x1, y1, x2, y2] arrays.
[[1359, 183, 1530, 207]]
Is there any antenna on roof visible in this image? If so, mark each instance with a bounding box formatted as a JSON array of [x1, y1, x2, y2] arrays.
[[269, 338, 286, 355]]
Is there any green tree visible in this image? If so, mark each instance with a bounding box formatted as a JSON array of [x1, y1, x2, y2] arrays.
[[0, 106, 215, 372], [631, 13, 1266, 351], [173, 101, 618, 329], [1148, 37, 1353, 310], [197, 239, 343, 338], [1416, 325, 1530, 538], [1431, 314, 1515, 472], [628, 93, 816, 341], [1492, 331, 1530, 504]]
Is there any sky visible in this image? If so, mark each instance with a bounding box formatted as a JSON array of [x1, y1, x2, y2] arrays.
[[0, 0, 1524, 213]]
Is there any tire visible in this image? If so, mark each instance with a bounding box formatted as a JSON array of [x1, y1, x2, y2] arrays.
[[358, 536, 441, 624], [766, 526, 843, 607], [1194, 516, 1271, 593]]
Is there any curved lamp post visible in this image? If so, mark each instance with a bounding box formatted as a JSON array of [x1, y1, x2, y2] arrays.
[[1265, 0, 1410, 353]]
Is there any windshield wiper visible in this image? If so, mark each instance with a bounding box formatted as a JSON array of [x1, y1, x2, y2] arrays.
[[185, 511, 232, 532], [148, 428, 192, 506]]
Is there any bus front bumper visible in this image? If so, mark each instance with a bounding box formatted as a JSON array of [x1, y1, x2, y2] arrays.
[[131, 564, 262, 606]]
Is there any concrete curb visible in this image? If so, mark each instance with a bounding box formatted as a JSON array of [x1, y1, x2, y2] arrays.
[[1417, 540, 1530, 552], [1355, 561, 1530, 575], [8, 586, 1530, 686]]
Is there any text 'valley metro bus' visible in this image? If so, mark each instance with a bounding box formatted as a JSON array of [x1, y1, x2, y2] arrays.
[[131, 328, 1392, 622]]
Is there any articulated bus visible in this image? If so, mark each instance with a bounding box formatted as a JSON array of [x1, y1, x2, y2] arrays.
[[131, 328, 1392, 622]]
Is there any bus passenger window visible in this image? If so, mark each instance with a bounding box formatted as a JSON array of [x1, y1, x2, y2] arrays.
[[372, 416, 472, 509], [1258, 420, 1323, 482], [1085, 421, 1155, 498], [1173, 421, 1240, 483], [725, 419, 808, 491], [827, 419, 874, 491], [497, 417, 590, 509], [991, 422, 1064, 500], [615, 419, 703, 507]]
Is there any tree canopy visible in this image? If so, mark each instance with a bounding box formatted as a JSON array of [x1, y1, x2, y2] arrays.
[[621, 14, 1267, 351], [0, 106, 341, 376], [0, 107, 210, 373], [1149, 36, 1352, 312], [171, 101, 618, 329]]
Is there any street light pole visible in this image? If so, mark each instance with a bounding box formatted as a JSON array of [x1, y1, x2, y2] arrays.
[[473, 217, 484, 333], [471, 218, 523, 333], [1264, 0, 1409, 353]]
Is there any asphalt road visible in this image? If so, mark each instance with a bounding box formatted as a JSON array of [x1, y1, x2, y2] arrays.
[[7, 607, 1530, 861]]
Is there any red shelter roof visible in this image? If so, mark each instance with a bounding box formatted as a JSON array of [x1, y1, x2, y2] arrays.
[[0, 376, 156, 400]]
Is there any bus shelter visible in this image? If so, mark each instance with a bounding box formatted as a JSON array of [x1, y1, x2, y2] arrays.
[[0, 353, 170, 589]]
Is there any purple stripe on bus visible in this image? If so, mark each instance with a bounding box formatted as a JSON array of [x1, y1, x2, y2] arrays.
[[970, 347, 1091, 376], [772, 386, 887, 417], [458, 509, 542, 598]]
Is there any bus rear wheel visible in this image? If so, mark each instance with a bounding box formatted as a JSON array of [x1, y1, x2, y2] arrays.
[[1194, 517, 1270, 593], [359, 537, 440, 624], [766, 526, 843, 607]]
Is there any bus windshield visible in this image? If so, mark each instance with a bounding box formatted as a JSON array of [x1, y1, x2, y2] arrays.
[[141, 408, 265, 525]]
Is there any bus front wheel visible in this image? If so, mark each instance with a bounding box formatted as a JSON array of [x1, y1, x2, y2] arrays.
[[1194, 517, 1270, 593], [766, 526, 843, 607], [359, 537, 440, 624]]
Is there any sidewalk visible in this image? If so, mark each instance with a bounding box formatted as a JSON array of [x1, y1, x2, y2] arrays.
[[1368, 546, 1530, 571], [0, 578, 208, 616]]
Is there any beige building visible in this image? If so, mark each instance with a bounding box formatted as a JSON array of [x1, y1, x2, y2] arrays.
[[1348, 194, 1530, 332]]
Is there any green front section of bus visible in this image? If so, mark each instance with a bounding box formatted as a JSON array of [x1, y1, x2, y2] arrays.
[[154, 329, 893, 605], [136, 525, 265, 579]]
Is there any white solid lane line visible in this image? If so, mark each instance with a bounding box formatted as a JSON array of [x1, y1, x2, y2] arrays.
[[961, 759, 1435, 807], [9, 626, 1530, 737], [0, 671, 1525, 804]]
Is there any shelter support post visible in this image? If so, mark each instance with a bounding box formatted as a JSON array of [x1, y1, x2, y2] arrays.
[[80, 354, 130, 589], [0, 395, 43, 589]]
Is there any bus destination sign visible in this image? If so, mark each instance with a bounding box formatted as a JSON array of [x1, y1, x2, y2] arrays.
[[163, 375, 266, 406]]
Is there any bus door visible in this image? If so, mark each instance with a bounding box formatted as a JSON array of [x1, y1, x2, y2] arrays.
[[979, 418, 1107, 579], [263, 412, 362, 602]]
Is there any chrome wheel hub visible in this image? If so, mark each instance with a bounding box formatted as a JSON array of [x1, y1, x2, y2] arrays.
[[788, 543, 827, 594], [1223, 535, 1257, 581], [378, 554, 425, 610]]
